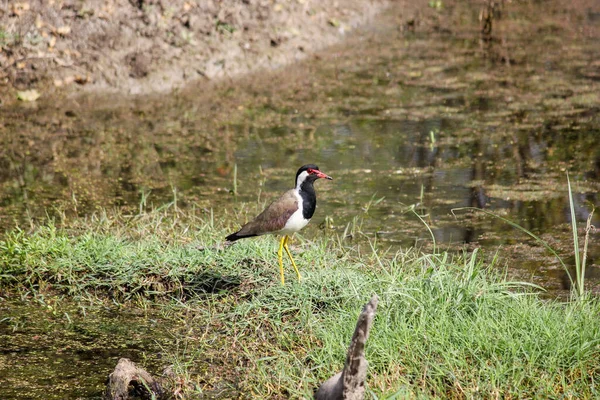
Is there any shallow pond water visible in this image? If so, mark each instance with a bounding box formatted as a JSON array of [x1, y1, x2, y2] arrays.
[[0, 1, 600, 397], [0, 299, 171, 399], [2, 0, 598, 292]]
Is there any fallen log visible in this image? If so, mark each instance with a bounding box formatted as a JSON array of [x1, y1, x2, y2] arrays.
[[315, 294, 379, 400], [104, 358, 164, 400]]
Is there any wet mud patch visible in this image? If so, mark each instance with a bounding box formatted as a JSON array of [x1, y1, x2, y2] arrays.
[[482, 177, 600, 202]]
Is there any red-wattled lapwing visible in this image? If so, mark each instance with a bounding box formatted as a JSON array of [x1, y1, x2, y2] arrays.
[[225, 164, 333, 285]]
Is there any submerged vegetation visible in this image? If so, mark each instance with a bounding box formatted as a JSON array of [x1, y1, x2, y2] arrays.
[[1, 205, 599, 399], [453, 173, 596, 301]]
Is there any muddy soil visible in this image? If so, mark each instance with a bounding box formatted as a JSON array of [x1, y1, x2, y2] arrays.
[[0, 0, 389, 102]]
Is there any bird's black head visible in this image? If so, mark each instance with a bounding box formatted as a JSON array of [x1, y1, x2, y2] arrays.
[[295, 164, 333, 188]]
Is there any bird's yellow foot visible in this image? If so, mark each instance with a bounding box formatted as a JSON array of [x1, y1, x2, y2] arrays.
[[278, 235, 286, 285], [283, 235, 301, 281]]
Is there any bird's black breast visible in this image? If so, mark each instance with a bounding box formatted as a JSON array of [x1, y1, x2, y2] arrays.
[[299, 181, 317, 219]]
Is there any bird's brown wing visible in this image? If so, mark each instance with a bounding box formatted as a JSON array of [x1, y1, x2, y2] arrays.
[[234, 189, 298, 237]]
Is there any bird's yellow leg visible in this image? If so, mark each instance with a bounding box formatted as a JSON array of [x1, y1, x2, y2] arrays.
[[278, 236, 286, 285], [283, 235, 302, 281]]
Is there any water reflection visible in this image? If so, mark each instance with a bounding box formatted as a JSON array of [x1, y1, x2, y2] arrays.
[[234, 114, 599, 257]]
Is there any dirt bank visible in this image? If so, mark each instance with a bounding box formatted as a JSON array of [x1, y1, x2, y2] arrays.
[[0, 0, 388, 101]]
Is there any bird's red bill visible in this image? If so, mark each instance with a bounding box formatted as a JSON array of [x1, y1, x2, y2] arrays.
[[315, 171, 333, 180]]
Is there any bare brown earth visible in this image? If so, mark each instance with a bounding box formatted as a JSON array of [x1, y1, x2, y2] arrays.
[[0, 0, 389, 101]]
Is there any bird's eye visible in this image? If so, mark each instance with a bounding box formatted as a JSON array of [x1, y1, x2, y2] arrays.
[[307, 168, 314, 174]]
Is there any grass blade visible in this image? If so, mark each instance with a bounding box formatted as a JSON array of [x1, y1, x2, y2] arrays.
[[567, 172, 582, 298], [409, 204, 436, 254]]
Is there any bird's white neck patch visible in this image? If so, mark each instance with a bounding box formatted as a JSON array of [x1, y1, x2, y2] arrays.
[[295, 171, 310, 189], [280, 189, 309, 234]]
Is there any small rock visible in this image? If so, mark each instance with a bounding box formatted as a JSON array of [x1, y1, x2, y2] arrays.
[[57, 26, 72, 36], [126, 52, 152, 78], [17, 89, 41, 102]]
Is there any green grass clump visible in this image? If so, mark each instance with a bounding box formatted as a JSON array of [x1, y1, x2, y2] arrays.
[[1, 208, 600, 398]]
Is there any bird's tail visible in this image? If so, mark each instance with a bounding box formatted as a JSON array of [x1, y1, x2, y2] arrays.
[[225, 231, 257, 242], [225, 232, 242, 242]]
